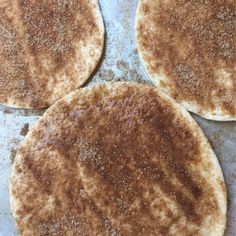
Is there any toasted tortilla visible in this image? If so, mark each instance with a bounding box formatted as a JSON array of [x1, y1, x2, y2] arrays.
[[136, 0, 236, 120], [10, 82, 226, 235], [0, 0, 104, 108]]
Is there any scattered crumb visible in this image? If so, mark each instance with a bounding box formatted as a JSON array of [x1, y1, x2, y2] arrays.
[[98, 69, 115, 81], [20, 123, 29, 136], [117, 60, 129, 71], [3, 108, 14, 114]]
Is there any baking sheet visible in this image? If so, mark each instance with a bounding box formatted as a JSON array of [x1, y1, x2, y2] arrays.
[[0, 0, 235, 235]]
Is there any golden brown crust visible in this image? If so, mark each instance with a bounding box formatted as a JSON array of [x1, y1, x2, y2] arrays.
[[136, 0, 236, 120], [0, 0, 104, 108], [10, 82, 226, 235]]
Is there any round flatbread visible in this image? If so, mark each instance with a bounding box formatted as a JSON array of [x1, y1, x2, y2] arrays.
[[136, 0, 236, 120], [0, 0, 104, 108], [10, 82, 226, 235]]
